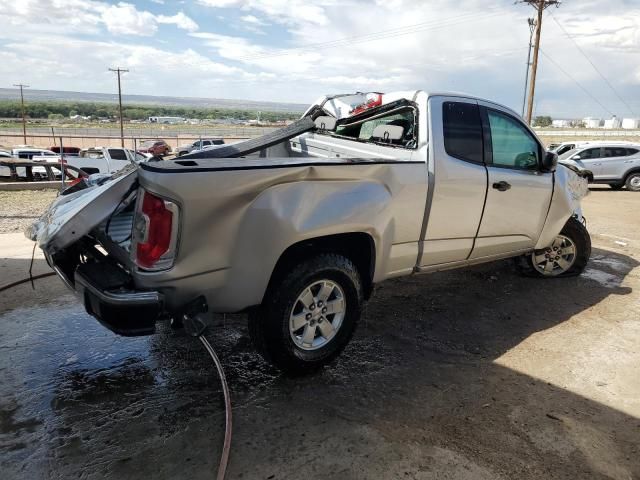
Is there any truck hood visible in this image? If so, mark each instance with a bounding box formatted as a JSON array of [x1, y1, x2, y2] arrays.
[[26, 166, 138, 254]]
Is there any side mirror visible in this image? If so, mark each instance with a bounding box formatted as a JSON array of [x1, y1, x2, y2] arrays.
[[542, 151, 558, 172], [571, 155, 581, 160]]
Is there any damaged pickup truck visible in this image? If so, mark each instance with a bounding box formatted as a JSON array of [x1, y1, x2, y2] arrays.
[[29, 91, 591, 372]]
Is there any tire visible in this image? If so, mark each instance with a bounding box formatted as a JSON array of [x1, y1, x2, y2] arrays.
[[516, 216, 591, 278], [609, 183, 624, 190], [625, 172, 640, 192], [249, 253, 363, 374]]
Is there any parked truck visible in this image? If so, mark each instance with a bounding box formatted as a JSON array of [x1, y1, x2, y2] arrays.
[[29, 91, 591, 372], [34, 147, 147, 175]]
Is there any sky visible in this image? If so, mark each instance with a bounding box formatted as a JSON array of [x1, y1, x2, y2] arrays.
[[0, 0, 639, 118]]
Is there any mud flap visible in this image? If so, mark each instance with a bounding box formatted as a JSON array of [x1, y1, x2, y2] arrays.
[[180, 117, 316, 159]]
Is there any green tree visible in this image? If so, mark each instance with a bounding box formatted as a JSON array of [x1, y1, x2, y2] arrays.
[[533, 116, 553, 127]]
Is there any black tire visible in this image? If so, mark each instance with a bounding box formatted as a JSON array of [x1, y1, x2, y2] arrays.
[[516, 216, 591, 278], [609, 183, 624, 190], [249, 253, 363, 374], [625, 172, 640, 192]]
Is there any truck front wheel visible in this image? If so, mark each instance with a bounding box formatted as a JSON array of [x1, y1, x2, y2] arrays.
[[625, 172, 640, 192], [249, 253, 363, 373], [517, 216, 591, 278]]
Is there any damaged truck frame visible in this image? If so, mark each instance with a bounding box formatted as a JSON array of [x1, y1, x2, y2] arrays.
[[30, 91, 591, 372]]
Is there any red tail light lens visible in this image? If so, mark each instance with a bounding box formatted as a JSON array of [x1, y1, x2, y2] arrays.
[[135, 191, 176, 269]]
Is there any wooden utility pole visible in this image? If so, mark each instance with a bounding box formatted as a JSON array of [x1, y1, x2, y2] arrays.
[[518, 0, 561, 125], [109, 67, 129, 147], [13, 83, 29, 144]]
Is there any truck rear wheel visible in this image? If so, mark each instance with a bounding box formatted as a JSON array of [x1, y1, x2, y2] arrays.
[[625, 172, 640, 192], [516, 216, 591, 278], [249, 253, 363, 373]]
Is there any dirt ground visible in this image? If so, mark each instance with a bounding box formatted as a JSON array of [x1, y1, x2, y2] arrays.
[[0, 187, 638, 479]]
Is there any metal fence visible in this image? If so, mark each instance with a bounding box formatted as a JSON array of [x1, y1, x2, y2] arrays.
[[534, 129, 640, 137]]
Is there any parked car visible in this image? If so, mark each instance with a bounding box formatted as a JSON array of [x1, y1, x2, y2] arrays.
[[137, 139, 171, 156], [34, 147, 147, 175], [558, 143, 640, 191], [0, 150, 14, 177], [176, 138, 225, 156], [50, 146, 81, 156], [1, 158, 88, 183], [550, 140, 633, 156], [29, 90, 591, 372], [12, 147, 58, 159]]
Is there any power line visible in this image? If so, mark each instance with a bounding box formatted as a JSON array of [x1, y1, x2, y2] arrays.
[[13, 83, 29, 144], [233, 9, 503, 62], [538, 47, 613, 116], [109, 67, 129, 148], [550, 13, 636, 116]]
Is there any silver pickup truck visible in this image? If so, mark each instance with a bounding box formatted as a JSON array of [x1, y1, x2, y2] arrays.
[[29, 91, 591, 372]]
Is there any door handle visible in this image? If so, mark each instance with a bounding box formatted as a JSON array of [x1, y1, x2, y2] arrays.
[[492, 181, 511, 192]]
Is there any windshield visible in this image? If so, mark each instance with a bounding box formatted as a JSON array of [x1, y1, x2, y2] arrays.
[[558, 148, 579, 160]]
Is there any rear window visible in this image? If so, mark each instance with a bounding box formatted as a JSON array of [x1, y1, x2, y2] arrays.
[[442, 102, 483, 163], [108, 149, 128, 161]]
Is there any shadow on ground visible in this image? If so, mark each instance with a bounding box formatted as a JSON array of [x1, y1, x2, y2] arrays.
[[1, 248, 639, 479]]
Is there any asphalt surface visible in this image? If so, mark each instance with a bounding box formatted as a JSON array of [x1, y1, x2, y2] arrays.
[[1, 187, 639, 479]]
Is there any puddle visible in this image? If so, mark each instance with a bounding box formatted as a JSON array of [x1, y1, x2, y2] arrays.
[[582, 268, 621, 288]]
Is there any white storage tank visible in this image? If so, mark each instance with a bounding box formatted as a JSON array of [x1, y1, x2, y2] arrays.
[[621, 118, 640, 129]]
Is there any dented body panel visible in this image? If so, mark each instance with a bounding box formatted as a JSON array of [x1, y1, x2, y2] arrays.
[[29, 90, 589, 335]]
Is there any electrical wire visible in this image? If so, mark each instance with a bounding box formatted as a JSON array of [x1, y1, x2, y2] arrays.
[[0, 272, 56, 293], [538, 47, 614, 117], [198, 334, 233, 480], [233, 9, 504, 62], [550, 13, 636, 116]]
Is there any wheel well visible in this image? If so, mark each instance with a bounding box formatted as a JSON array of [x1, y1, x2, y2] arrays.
[[269, 233, 376, 299], [624, 168, 640, 181]]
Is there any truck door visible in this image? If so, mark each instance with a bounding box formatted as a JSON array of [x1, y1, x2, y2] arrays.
[[419, 97, 488, 266], [469, 104, 553, 259]]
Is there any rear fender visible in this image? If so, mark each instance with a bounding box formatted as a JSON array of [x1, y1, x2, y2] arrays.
[[219, 180, 393, 310]]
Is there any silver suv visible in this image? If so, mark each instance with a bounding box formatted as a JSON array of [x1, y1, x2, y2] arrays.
[[559, 143, 640, 191], [176, 138, 224, 156]]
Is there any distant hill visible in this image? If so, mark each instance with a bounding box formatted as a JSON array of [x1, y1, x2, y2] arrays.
[[0, 88, 307, 113]]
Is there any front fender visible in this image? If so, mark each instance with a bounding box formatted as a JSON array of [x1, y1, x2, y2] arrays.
[[535, 164, 589, 249]]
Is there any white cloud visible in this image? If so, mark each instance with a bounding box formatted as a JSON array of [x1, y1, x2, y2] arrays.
[[0, 0, 198, 37], [157, 11, 199, 32], [198, 0, 333, 26]]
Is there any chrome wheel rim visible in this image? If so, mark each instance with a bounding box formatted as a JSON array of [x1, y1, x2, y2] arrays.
[[532, 235, 577, 276], [630, 176, 640, 188], [289, 280, 346, 351]]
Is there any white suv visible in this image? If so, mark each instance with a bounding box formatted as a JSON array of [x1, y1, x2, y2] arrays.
[[559, 143, 640, 191]]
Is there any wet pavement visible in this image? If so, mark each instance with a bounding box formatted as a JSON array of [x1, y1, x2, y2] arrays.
[[2, 188, 640, 479]]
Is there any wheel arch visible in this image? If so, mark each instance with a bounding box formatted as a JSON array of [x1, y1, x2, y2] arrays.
[[266, 232, 376, 301]]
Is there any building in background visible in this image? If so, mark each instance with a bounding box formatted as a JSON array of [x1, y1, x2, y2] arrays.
[[621, 118, 640, 129], [552, 119, 571, 128], [604, 116, 621, 129], [582, 117, 601, 128]]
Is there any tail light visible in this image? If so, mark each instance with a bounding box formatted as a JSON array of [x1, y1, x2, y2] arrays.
[[132, 189, 179, 271]]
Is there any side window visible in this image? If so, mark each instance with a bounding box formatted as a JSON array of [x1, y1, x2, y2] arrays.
[[108, 149, 128, 161], [487, 110, 539, 170], [334, 107, 417, 148], [442, 101, 483, 163], [579, 148, 601, 159], [202, 140, 211, 146], [627, 148, 639, 156], [603, 147, 627, 158]]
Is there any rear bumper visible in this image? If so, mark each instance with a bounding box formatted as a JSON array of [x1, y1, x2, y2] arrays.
[[49, 249, 163, 336]]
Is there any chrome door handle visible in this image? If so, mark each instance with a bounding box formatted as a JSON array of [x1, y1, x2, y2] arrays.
[[492, 181, 511, 192]]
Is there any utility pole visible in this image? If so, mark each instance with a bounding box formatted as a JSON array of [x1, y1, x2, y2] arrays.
[[521, 18, 536, 117], [518, 0, 561, 125], [109, 67, 129, 147], [13, 83, 29, 144]]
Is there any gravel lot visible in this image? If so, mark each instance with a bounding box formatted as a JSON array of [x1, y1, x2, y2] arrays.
[[1, 187, 639, 479], [0, 190, 57, 234]]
